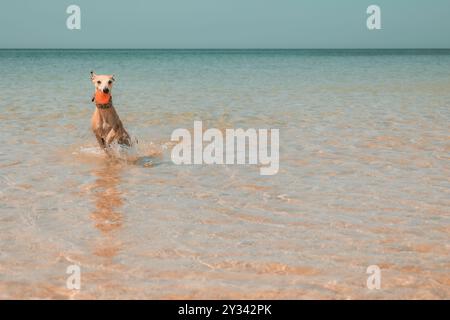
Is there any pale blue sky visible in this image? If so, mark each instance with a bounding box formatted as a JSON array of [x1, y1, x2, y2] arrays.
[[0, 0, 449, 48]]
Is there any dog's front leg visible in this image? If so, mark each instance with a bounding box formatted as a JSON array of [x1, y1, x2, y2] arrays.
[[94, 133, 106, 149], [96, 134, 112, 156], [93, 129, 113, 157], [105, 129, 117, 146]]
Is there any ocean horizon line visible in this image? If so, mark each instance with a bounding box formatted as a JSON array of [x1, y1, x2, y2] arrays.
[[1, 48, 450, 57], [1, 48, 450, 51]]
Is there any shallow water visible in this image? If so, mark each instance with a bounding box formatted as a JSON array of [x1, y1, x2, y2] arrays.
[[0, 49, 449, 299]]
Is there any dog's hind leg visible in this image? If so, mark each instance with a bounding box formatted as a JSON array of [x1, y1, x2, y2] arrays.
[[113, 123, 132, 147], [118, 129, 132, 147]]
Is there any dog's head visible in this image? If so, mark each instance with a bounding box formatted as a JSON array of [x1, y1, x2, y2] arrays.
[[90, 71, 115, 94]]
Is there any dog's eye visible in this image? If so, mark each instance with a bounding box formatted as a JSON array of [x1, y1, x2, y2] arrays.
[[108, 80, 112, 84], [97, 81, 101, 84]]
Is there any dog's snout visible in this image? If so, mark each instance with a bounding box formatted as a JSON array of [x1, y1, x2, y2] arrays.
[[103, 88, 110, 94]]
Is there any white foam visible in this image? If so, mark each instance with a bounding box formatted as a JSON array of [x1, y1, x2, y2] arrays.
[[74, 146, 105, 156]]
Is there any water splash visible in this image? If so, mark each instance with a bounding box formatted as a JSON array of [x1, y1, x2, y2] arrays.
[[73, 135, 169, 168]]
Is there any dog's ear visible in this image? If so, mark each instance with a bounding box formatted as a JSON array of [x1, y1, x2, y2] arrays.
[[90, 71, 96, 80]]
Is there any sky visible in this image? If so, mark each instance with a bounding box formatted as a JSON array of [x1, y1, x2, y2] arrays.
[[0, 0, 449, 48]]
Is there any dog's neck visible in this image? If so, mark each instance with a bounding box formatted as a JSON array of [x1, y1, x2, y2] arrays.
[[92, 90, 112, 109]]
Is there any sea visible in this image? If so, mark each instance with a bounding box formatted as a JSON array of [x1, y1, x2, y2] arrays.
[[0, 49, 449, 298]]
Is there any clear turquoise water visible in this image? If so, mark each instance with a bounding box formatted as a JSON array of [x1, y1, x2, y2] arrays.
[[0, 50, 449, 299]]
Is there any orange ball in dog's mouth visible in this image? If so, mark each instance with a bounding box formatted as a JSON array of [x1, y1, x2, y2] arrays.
[[95, 91, 111, 104]]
